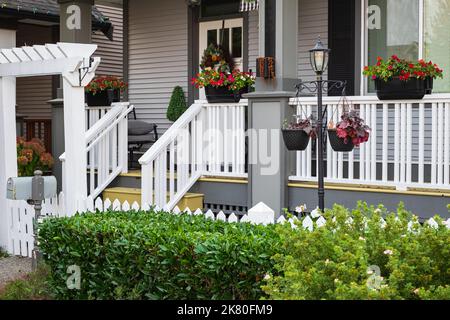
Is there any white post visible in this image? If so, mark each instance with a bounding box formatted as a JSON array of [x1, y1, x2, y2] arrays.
[[0, 76, 18, 250], [62, 78, 88, 215]]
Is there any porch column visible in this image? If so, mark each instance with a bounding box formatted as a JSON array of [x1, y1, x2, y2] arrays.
[[0, 77, 17, 250], [61, 78, 88, 215], [58, 0, 94, 44], [51, 0, 94, 191], [246, 0, 298, 215]]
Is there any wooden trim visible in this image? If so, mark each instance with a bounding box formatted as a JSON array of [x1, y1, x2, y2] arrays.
[[288, 182, 450, 198], [24, 119, 52, 153]]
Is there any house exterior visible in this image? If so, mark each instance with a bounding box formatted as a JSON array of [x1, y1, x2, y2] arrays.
[[1, 0, 449, 256], [0, 0, 123, 152]]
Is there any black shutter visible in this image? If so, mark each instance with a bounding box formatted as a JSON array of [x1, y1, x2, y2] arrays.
[[328, 0, 356, 96]]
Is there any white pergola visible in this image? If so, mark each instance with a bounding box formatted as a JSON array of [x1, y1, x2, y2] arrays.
[[0, 43, 100, 248]]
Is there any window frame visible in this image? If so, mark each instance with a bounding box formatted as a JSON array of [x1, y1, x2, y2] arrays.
[[360, 0, 425, 95]]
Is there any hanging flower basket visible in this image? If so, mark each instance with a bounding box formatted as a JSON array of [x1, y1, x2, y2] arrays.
[[281, 116, 316, 151], [85, 76, 127, 106], [327, 129, 354, 152], [282, 129, 310, 151]]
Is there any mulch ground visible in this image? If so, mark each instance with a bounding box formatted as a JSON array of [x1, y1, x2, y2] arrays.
[[0, 256, 32, 291]]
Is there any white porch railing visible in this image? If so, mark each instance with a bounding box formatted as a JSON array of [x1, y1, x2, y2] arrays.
[[289, 94, 450, 191], [139, 100, 247, 210], [61, 102, 133, 200], [85, 106, 112, 129]]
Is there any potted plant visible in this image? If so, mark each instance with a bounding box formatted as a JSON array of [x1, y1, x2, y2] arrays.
[[85, 76, 127, 106], [192, 43, 255, 103], [282, 116, 317, 151], [167, 86, 188, 122], [17, 137, 54, 177], [363, 55, 443, 100], [327, 111, 370, 152]]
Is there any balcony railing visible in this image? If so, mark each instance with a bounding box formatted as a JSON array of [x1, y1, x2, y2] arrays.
[[289, 94, 450, 191]]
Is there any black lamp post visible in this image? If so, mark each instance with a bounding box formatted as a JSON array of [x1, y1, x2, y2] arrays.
[[295, 37, 346, 212]]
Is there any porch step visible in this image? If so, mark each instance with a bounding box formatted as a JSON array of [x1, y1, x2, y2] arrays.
[[102, 187, 204, 211]]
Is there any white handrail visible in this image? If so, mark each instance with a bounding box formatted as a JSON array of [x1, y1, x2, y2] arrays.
[[60, 102, 133, 199]]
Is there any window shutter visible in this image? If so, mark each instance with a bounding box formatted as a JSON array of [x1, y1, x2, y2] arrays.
[[328, 0, 356, 96]]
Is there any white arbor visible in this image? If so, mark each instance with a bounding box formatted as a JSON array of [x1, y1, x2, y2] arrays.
[[0, 43, 100, 249]]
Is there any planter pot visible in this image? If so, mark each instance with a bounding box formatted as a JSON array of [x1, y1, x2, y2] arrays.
[[86, 89, 120, 106], [425, 77, 434, 94], [205, 86, 247, 103], [374, 78, 426, 100], [328, 129, 354, 152], [282, 129, 310, 151]]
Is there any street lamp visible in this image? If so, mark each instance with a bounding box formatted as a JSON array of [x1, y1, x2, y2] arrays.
[[295, 37, 346, 212]]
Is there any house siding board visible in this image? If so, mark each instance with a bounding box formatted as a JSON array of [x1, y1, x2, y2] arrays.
[[248, 10, 259, 73], [16, 23, 53, 120], [298, 0, 328, 81], [128, 0, 188, 131], [92, 4, 124, 77]]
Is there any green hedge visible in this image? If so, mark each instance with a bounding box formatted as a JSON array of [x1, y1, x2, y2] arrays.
[[262, 203, 450, 300], [39, 210, 281, 300]]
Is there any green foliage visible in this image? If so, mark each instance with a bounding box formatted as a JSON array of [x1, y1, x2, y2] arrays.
[[0, 247, 9, 259], [0, 265, 53, 300], [39, 210, 281, 300], [262, 202, 450, 300], [166, 86, 188, 122]]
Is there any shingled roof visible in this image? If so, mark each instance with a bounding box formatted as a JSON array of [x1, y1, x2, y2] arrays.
[[0, 0, 114, 40]]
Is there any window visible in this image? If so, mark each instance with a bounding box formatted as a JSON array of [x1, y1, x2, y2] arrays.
[[363, 0, 450, 93]]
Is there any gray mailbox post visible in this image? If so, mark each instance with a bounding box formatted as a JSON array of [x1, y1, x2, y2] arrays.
[[7, 170, 57, 270]]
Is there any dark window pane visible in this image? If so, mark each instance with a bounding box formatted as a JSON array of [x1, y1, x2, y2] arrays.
[[232, 27, 242, 58], [207, 29, 217, 46], [219, 28, 230, 51]]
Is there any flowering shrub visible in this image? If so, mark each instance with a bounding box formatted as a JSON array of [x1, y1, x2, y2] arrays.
[[85, 76, 127, 95], [262, 202, 450, 300], [283, 116, 317, 139], [328, 110, 370, 147], [363, 55, 443, 82], [191, 68, 255, 92], [17, 137, 54, 176]]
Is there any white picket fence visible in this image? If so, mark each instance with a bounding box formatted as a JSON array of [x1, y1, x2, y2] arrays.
[[6, 194, 450, 258]]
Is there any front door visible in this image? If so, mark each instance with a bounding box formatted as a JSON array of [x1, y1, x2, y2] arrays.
[[199, 18, 244, 99]]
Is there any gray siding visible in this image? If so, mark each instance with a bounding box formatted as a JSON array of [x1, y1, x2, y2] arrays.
[[93, 4, 124, 77], [248, 10, 259, 73], [298, 0, 328, 81], [128, 0, 188, 132]]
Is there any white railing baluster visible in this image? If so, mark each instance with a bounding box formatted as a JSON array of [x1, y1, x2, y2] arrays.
[[444, 102, 450, 185], [359, 104, 366, 181], [437, 102, 444, 185], [431, 102, 437, 185], [400, 103, 407, 185], [371, 104, 377, 181], [418, 103, 425, 184], [406, 103, 412, 184], [394, 103, 400, 184], [382, 104, 388, 182]]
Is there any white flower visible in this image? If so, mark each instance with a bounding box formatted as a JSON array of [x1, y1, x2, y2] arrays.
[[334, 278, 339, 283], [367, 269, 374, 275], [374, 208, 382, 214], [264, 274, 271, 280], [310, 207, 321, 218], [413, 288, 420, 295], [383, 249, 393, 255], [295, 204, 307, 213], [325, 259, 330, 265], [359, 236, 366, 241]]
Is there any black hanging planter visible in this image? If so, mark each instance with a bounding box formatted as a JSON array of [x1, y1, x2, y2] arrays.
[[282, 129, 310, 151], [328, 129, 354, 152], [86, 89, 120, 106], [374, 77, 426, 100], [205, 86, 248, 103]]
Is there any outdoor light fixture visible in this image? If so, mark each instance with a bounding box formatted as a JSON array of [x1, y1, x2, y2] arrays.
[[309, 37, 330, 75], [293, 37, 346, 211]]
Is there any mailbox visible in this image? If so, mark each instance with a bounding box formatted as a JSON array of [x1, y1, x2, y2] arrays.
[[7, 176, 57, 201]]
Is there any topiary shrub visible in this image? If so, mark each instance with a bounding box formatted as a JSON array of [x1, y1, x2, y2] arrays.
[[166, 86, 188, 122], [262, 202, 450, 300], [39, 210, 281, 300]]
